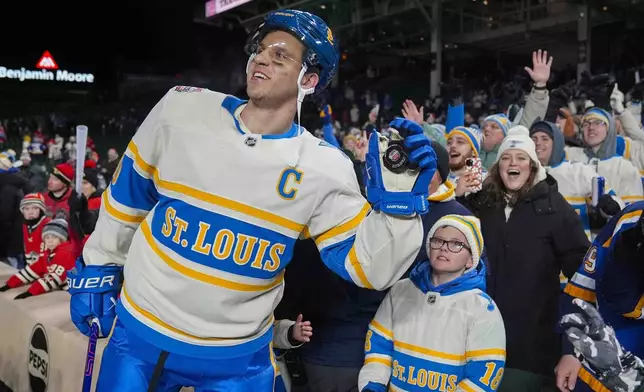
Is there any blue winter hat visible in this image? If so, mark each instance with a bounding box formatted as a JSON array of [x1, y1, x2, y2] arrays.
[[448, 126, 482, 157], [484, 114, 511, 136]]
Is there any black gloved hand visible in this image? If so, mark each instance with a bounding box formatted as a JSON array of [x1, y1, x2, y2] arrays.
[[68, 189, 88, 215], [544, 85, 572, 122], [631, 81, 644, 102], [589, 74, 615, 111], [598, 194, 622, 217], [501, 82, 522, 111], [14, 291, 33, 300], [441, 81, 463, 107], [0, 285, 10, 292], [551, 85, 572, 107]]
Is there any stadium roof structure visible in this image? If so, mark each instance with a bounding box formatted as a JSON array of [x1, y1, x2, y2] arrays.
[[195, 0, 641, 58]]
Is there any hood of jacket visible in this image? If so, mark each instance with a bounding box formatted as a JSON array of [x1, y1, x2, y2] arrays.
[[410, 256, 487, 295], [530, 121, 566, 167], [583, 107, 617, 160]]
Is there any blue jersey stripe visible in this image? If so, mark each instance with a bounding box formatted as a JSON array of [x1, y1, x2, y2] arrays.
[[389, 349, 464, 391], [110, 154, 159, 211], [150, 196, 296, 280]]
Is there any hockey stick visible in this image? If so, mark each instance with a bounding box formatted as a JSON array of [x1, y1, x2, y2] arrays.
[[82, 321, 99, 392]]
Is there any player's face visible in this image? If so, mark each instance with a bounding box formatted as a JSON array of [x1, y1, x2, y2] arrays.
[[246, 31, 311, 104], [447, 134, 473, 170], [429, 226, 473, 274], [22, 205, 41, 220], [531, 131, 553, 166]]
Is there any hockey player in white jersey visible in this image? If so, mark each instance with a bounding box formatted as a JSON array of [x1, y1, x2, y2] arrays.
[[66, 9, 437, 392]]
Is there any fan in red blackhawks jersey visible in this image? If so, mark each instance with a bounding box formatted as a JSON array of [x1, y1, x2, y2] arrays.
[[0, 219, 76, 299], [20, 193, 51, 265]]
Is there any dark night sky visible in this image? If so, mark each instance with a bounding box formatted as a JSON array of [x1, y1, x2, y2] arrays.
[[1, 0, 246, 80]]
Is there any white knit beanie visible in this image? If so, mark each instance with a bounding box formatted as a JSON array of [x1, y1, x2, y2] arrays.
[[496, 126, 547, 184], [427, 214, 484, 271]]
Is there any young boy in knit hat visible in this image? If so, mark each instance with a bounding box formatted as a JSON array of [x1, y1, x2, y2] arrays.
[[359, 215, 506, 392], [20, 193, 51, 265], [0, 219, 76, 299]]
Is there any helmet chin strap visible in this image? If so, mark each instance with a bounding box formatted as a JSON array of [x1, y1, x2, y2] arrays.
[[297, 64, 315, 135], [245, 53, 257, 75]]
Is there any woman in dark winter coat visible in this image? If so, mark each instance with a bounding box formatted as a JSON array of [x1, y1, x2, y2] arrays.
[[460, 126, 590, 392]]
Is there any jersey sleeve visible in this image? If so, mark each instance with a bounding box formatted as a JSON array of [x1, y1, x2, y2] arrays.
[[272, 319, 302, 350], [457, 295, 507, 392], [617, 161, 644, 206], [5, 256, 46, 288], [307, 159, 423, 290], [83, 89, 168, 267], [359, 289, 394, 392], [27, 245, 76, 296]]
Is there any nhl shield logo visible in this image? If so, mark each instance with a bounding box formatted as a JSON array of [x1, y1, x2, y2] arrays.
[[427, 294, 437, 305], [244, 136, 257, 147]]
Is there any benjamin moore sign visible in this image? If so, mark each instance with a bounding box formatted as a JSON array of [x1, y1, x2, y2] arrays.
[[0, 50, 94, 83]]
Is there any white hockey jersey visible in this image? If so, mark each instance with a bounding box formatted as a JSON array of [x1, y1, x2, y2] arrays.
[[564, 149, 643, 206], [359, 262, 506, 392], [83, 86, 424, 359], [548, 160, 625, 240]]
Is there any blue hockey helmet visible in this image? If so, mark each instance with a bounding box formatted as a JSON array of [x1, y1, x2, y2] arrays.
[[245, 9, 339, 93]]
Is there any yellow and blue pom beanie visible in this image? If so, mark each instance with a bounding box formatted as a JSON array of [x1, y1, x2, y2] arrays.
[[484, 114, 511, 136], [447, 126, 483, 157], [427, 214, 484, 270]]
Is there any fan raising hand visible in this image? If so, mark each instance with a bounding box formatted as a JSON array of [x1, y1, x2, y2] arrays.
[[525, 49, 553, 88]]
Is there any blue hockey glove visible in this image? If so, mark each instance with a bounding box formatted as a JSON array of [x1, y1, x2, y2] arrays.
[[67, 258, 123, 338], [364, 117, 436, 216]]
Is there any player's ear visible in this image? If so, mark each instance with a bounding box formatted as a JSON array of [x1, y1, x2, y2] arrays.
[[301, 72, 319, 90]]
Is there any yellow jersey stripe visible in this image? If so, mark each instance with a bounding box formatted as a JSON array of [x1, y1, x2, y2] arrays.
[[129, 140, 308, 234], [578, 367, 611, 392], [349, 246, 374, 289], [564, 284, 597, 303], [140, 220, 284, 292], [394, 341, 466, 361], [457, 380, 478, 392], [315, 202, 371, 246], [565, 196, 588, 203], [623, 294, 644, 319], [102, 192, 146, 224], [122, 286, 225, 341], [371, 320, 394, 340], [466, 348, 506, 360], [428, 181, 456, 202], [365, 357, 392, 367]]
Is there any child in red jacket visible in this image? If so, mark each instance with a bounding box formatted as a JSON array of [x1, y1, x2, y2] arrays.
[[0, 219, 76, 299], [20, 193, 51, 265]]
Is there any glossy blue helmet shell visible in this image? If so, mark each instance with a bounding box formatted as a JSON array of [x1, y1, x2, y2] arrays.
[[247, 9, 339, 93]]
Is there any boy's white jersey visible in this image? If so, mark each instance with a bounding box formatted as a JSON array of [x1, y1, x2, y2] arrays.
[[83, 86, 424, 359], [359, 269, 506, 392]]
